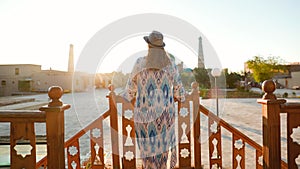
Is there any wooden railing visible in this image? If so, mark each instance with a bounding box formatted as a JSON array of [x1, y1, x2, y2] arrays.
[[34, 82, 291, 169], [0, 86, 70, 169], [1, 81, 295, 168]]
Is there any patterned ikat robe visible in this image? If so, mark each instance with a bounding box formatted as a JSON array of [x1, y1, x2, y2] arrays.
[[123, 56, 185, 169]]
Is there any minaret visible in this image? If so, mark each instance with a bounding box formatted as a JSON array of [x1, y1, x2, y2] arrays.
[[68, 44, 74, 72], [198, 37, 205, 69]]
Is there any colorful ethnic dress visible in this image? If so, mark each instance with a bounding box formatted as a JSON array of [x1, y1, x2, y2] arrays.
[[123, 56, 185, 169]]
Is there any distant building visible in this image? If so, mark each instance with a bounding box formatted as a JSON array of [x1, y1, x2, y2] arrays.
[[0, 64, 93, 96], [0, 64, 41, 96], [0, 44, 93, 96], [276, 63, 300, 89]]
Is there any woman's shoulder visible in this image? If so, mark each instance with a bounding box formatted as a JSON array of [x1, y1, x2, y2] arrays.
[[136, 56, 146, 63], [133, 56, 147, 67], [131, 56, 146, 75]]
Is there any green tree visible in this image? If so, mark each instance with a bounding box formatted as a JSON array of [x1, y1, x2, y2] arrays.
[[246, 56, 286, 82], [225, 71, 242, 88], [180, 71, 195, 89], [193, 68, 210, 88]]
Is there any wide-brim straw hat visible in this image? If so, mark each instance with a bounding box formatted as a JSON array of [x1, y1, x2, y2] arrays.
[[143, 30, 165, 47]]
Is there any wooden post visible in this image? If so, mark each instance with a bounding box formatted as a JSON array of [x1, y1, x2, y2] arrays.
[[40, 86, 70, 169], [257, 80, 286, 169], [191, 82, 202, 169], [107, 84, 120, 169]]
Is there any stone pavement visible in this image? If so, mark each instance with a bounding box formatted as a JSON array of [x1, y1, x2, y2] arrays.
[[0, 94, 48, 110], [251, 87, 300, 98], [0, 97, 34, 106]]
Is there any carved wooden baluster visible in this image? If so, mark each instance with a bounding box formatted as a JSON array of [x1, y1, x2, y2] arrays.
[[10, 122, 36, 169], [67, 139, 80, 169], [124, 125, 134, 146], [211, 138, 218, 159], [181, 122, 189, 143], [178, 97, 191, 168], [233, 134, 245, 168], [90, 118, 104, 169], [256, 150, 263, 169], [93, 143, 101, 165], [208, 117, 222, 168], [121, 95, 136, 168]]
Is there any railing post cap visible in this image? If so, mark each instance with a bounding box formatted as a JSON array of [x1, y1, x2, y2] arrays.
[[106, 84, 116, 99], [108, 84, 115, 92], [48, 86, 63, 106], [261, 80, 276, 100], [191, 81, 199, 89]]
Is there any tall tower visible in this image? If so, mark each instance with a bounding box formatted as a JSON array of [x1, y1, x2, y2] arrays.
[[68, 44, 74, 72], [198, 36, 205, 69]]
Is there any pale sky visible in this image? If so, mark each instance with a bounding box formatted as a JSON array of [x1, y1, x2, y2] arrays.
[[0, 0, 299, 73]]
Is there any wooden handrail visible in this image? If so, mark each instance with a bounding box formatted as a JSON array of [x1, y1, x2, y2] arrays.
[[281, 102, 300, 112], [0, 110, 45, 122]]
